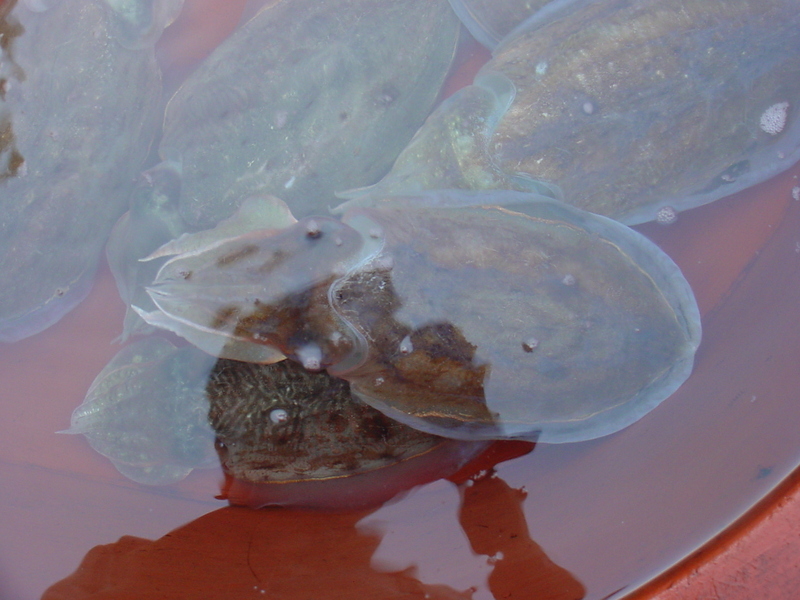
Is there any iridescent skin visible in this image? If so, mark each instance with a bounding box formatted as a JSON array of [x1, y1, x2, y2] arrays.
[[138, 192, 701, 443], [0, 0, 177, 341], [349, 0, 800, 225]]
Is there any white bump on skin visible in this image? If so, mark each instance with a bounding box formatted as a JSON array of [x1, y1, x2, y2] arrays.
[[759, 101, 789, 135]]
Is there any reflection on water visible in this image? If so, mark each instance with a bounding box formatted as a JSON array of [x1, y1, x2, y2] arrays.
[[456, 471, 585, 600], [2, 0, 800, 598], [43, 444, 588, 600]]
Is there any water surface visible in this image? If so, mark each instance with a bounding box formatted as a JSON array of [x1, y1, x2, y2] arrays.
[[2, 1, 800, 598]]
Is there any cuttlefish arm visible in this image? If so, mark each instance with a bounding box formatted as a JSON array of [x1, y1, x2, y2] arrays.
[[135, 194, 299, 363]]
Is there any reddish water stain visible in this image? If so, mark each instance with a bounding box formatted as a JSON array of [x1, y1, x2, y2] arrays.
[[155, 0, 250, 94], [3, 1, 800, 598]]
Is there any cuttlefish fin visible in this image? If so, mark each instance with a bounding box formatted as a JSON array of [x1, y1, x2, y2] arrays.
[[133, 305, 286, 364], [144, 194, 298, 262]]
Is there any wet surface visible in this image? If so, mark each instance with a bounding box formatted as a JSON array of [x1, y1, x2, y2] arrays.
[[1, 160, 798, 600], [2, 1, 800, 598]]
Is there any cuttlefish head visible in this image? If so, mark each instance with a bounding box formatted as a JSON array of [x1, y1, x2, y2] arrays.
[[136, 195, 372, 370]]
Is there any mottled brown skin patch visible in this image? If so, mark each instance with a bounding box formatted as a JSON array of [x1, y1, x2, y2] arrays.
[[332, 267, 493, 429], [211, 305, 241, 331], [206, 359, 446, 483], [214, 243, 259, 267]]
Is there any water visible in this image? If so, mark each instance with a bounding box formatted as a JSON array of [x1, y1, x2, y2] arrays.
[[3, 1, 800, 598]]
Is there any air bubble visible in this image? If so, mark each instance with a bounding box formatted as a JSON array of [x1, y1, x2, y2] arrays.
[[561, 274, 576, 286], [297, 344, 322, 371], [269, 408, 289, 424], [522, 338, 539, 353], [399, 335, 414, 355], [305, 219, 322, 239], [656, 206, 677, 225], [759, 101, 789, 135]]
